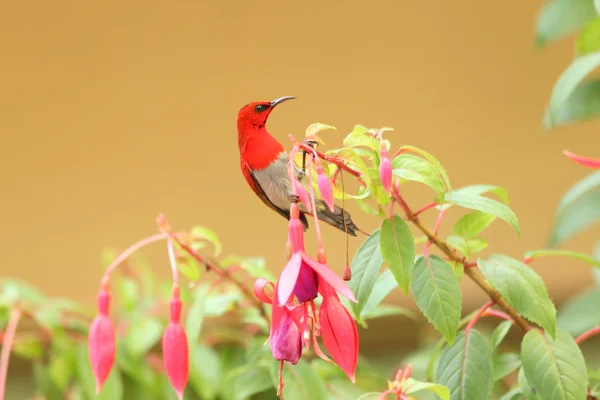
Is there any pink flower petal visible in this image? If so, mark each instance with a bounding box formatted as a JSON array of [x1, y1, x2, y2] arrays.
[[317, 165, 335, 212], [320, 294, 359, 382], [254, 278, 274, 304], [564, 150, 600, 169], [302, 253, 357, 302], [88, 315, 116, 393], [277, 252, 302, 306], [379, 156, 392, 192], [295, 181, 312, 213], [162, 322, 189, 399]]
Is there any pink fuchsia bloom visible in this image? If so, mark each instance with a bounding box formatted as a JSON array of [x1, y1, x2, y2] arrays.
[[318, 276, 359, 382], [278, 203, 357, 306], [316, 163, 335, 212], [88, 285, 116, 393], [564, 150, 600, 169], [162, 288, 189, 400], [269, 287, 304, 364], [379, 144, 392, 193]]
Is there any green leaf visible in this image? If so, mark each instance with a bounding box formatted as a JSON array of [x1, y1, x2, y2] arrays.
[[452, 211, 497, 239], [466, 238, 488, 254], [0, 279, 46, 307], [400, 145, 451, 193], [48, 352, 74, 390], [359, 268, 398, 319], [491, 320, 514, 349], [549, 171, 600, 246], [404, 377, 450, 400], [524, 249, 600, 268], [411, 255, 461, 343], [577, 17, 600, 56], [189, 345, 222, 400], [493, 352, 521, 381], [447, 184, 509, 204], [535, 0, 596, 46], [445, 192, 519, 237], [435, 329, 493, 400], [479, 255, 556, 338], [205, 292, 241, 317], [518, 367, 538, 399], [126, 318, 163, 357], [380, 215, 416, 294], [12, 336, 44, 359], [521, 329, 588, 400], [305, 122, 336, 137], [348, 229, 383, 317], [543, 79, 600, 126], [500, 387, 524, 400], [76, 344, 123, 400], [446, 235, 469, 255], [117, 277, 139, 311], [545, 51, 600, 128], [270, 359, 328, 400], [596, 0, 600, 14], [190, 225, 222, 256], [557, 287, 600, 336], [392, 154, 446, 197], [186, 286, 207, 351]]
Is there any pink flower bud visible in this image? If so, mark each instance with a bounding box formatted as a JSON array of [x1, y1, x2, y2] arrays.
[[88, 287, 116, 394], [162, 291, 189, 400], [563, 150, 600, 169], [294, 180, 312, 213], [316, 165, 335, 212], [379, 146, 392, 193]]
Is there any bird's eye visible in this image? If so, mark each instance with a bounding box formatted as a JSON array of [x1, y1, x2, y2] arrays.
[[254, 104, 268, 112]]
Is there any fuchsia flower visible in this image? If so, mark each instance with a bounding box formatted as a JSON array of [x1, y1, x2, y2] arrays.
[[88, 283, 116, 393], [564, 150, 600, 169], [162, 287, 189, 400], [256, 202, 360, 395]]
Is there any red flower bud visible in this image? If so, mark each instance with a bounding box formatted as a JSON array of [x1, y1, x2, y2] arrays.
[[88, 287, 116, 394], [343, 265, 352, 281], [316, 164, 335, 212], [162, 290, 189, 400], [563, 150, 600, 169]]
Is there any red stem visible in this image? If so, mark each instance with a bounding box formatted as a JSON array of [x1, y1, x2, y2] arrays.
[[483, 309, 513, 322], [296, 143, 364, 183], [575, 327, 600, 344], [414, 202, 438, 217], [466, 301, 494, 332], [0, 307, 22, 400]]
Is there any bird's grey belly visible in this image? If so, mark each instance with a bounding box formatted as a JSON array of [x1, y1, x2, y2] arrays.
[[253, 153, 294, 210]]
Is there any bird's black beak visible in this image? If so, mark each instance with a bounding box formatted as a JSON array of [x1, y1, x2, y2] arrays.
[[270, 96, 296, 108]]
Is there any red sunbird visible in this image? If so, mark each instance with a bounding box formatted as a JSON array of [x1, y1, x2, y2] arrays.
[[236, 96, 362, 236]]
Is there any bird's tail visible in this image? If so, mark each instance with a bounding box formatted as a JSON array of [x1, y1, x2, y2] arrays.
[[303, 199, 367, 236]]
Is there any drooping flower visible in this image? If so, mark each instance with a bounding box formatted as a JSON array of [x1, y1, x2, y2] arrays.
[[318, 277, 359, 382], [278, 203, 356, 306], [162, 287, 189, 400], [564, 150, 600, 169], [269, 286, 304, 365], [88, 285, 116, 394]]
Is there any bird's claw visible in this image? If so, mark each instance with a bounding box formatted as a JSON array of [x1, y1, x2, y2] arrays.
[[290, 194, 300, 203]]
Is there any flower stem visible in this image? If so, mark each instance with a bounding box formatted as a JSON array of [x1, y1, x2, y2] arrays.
[[465, 301, 494, 332], [414, 202, 438, 217], [391, 186, 530, 331], [0, 307, 22, 400], [295, 142, 364, 184], [102, 232, 168, 283], [306, 156, 324, 249], [575, 327, 600, 344], [483, 309, 513, 322]]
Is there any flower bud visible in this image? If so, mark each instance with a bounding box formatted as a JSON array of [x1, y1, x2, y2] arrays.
[[162, 290, 189, 400], [379, 146, 392, 193], [88, 287, 116, 394], [316, 165, 335, 212], [294, 180, 312, 213], [288, 203, 305, 252], [343, 265, 352, 281]]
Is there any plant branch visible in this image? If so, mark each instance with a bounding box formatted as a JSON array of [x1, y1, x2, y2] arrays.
[[465, 301, 494, 332], [575, 327, 600, 344], [159, 221, 269, 324], [0, 306, 22, 400], [392, 185, 530, 331], [295, 142, 364, 184]]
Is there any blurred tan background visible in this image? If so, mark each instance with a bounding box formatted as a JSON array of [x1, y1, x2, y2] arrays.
[[1, 1, 599, 351]]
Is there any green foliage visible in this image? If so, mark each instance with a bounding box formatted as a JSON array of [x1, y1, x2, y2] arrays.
[[411, 255, 461, 344], [348, 228, 384, 317], [435, 330, 493, 400], [479, 255, 557, 338], [521, 329, 588, 400], [380, 215, 416, 294]]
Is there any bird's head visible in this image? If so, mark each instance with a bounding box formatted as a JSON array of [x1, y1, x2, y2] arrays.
[[237, 96, 295, 132]]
